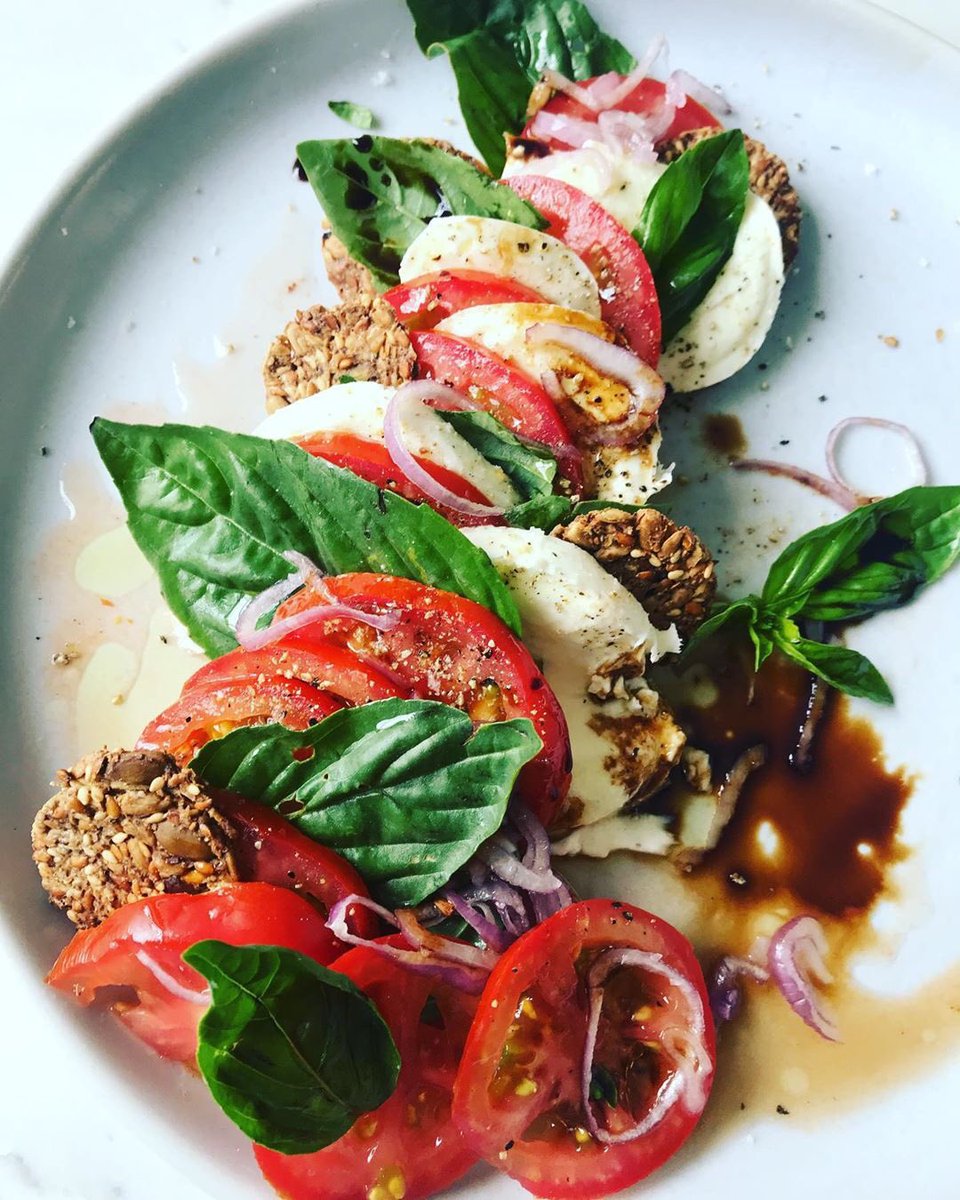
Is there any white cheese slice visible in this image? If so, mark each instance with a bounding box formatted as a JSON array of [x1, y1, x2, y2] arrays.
[[552, 812, 675, 858], [464, 526, 683, 829], [658, 192, 785, 392], [399, 215, 601, 318], [253, 382, 520, 508]]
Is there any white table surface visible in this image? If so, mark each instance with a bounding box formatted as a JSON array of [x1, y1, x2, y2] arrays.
[[1, 1, 958, 1198]]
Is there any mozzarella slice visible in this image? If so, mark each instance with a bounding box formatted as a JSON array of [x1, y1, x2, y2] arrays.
[[400, 216, 601, 318], [659, 192, 785, 392], [254, 382, 521, 509], [592, 426, 673, 506], [552, 812, 675, 858], [502, 141, 664, 231], [464, 525, 684, 830]]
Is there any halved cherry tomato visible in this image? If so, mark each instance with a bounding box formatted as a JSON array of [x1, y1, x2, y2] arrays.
[[215, 794, 381, 949], [383, 269, 544, 331], [255, 936, 477, 1200], [295, 431, 503, 527], [452, 899, 716, 1198], [411, 329, 585, 493], [277, 574, 571, 831], [523, 74, 721, 149], [137, 675, 343, 764], [46, 883, 335, 1063], [505, 175, 662, 366]]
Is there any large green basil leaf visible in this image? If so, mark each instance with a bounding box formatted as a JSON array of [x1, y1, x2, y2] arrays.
[[191, 699, 540, 906], [91, 418, 521, 656], [634, 130, 749, 344], [296, 137, 545, 289], [762, 485, 960, 621], [436, 409, 557, 500], [184, 941, 399, 1153], [406, 0, 635, 174]]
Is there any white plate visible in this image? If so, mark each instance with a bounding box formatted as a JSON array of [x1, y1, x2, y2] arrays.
[[1, 1, 959, 1197]]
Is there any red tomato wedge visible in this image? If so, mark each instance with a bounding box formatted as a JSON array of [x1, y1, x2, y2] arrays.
[[383, 269, 544, 331], [255, 937, 477, 1200], [137, 675, 344, 765], [504, 174, 662, 367], [295, 431, 503, 527], [46, 883, 335, 1063], [276, 574, 571, 831], [214, 795, 381, 949], [523, 74, 721, 148], [411, 329, 584, 493], [452, 900, 716, 1198]]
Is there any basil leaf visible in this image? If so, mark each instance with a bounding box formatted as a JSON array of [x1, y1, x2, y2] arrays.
[[327, 100, 377, 129], [191, 699, 541, 906], [184, 941, 399, 1153], [406, 0, 635, 174], [504, 493, 573, 531], [762, 486, 960, 622], [634, 130, 749, 344], [91, 418, 521, 656], [774, 637, 893, 705], [436, 409, 557, 500], [296, 136, 545, 289]]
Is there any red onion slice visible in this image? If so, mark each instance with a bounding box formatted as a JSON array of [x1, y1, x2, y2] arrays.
[[708, 953, 770, 1025], [541, 67, 605, 112], [731, 457, 860, 511], [326, 894, 496, 994], [393, 378, 483, 414], [582, 947, 711, 1143], [384, 385, 505, 518], [238, 598, 400, 653], [441, 888, 512, 954], [527, 109, 606, 149], [595, 108, 661, 162], [526, 322, 664, 444], [826, 416, 928, 497], [669, 68, 732, 115], [478, 837, 564, 894], [135, 949, 210, 1005], [767, 915, 841, 1042], [591, 34, 669, 111]]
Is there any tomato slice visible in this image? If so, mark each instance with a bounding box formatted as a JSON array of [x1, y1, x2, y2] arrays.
[[411, 329, 585, 494], [295, 431, 503, 528], [504, 174, 662, 367], [215, 794, 381, 949], [46, 883, 335, 1063], [523, 74, 722, 148], [255, 937, 477, 1200], [383, 269, 544, 331], [137, 675, 344, 764], [177, 639, 409, 703], [452, 900, 716, 1198], [277, 574, 571, 830]]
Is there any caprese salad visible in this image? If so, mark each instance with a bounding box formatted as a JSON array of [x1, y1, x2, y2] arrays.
[[31, 4, 960, 1200]]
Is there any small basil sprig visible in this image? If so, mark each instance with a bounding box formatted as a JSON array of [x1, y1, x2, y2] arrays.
[[505, 495, 644, 533], [405, 0, 635, 174], [296, 137, 545, 289], [634, 130, 750, 345], [191, 699, 541, 906], [689, 486, 960, 703], [327, 100, 377, 130], [184, 942, 399, 1153], [91, 418, 522, 655]]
